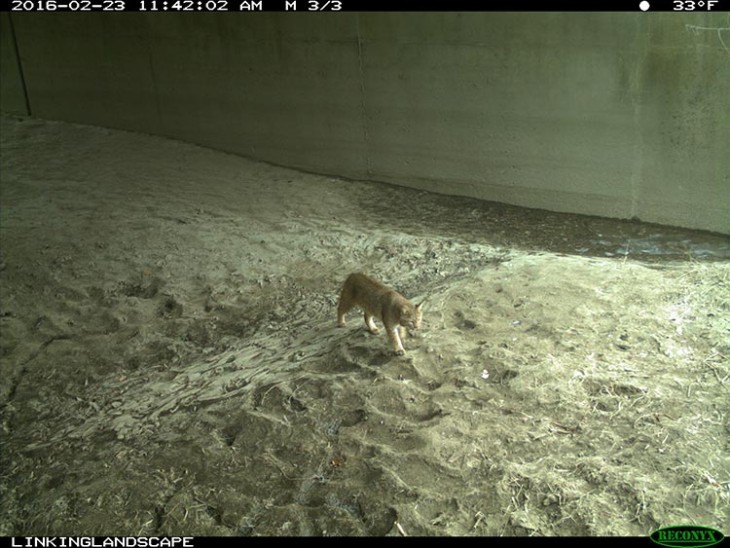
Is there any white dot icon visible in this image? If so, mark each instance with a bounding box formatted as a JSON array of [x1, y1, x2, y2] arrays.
[[639, 1, 650, 10]]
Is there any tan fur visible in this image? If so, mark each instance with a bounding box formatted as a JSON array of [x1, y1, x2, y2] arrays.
[[337, 272, 423, 355]]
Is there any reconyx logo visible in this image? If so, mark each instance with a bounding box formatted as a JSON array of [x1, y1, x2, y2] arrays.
[[650, 526, 725, 548]]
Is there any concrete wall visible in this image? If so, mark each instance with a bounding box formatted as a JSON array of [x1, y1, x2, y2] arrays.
[[0, 14, 29, 115], [2, 13, 728, 234]]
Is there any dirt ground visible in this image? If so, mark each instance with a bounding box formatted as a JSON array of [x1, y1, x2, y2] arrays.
[[0, 115, 728, 537]]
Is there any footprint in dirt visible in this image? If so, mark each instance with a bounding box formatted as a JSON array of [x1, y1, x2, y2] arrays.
[[454, 310, 477, 331], [158, 295, 183, 318], [347, 344, 393, 366], [317, 342, 392, 375], [120, 274, 163, 299]]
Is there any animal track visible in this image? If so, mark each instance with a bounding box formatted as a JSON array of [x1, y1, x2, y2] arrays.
[[454, 310, 477, 331]]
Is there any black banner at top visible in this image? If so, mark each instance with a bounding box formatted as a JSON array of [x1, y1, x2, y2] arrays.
[[2, 0, 728, 12]]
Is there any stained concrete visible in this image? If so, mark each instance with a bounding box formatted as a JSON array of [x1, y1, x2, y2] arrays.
[[1, 12, 728, 233], [0, 14, 28, 116]]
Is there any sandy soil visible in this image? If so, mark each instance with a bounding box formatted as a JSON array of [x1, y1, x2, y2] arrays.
[[1, 115, 728, 536]]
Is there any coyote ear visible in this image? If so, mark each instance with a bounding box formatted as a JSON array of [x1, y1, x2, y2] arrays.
[[416, 296, 428, 309]]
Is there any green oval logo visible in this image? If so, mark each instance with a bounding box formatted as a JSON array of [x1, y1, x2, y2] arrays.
[[650, 526, 725, 548]]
